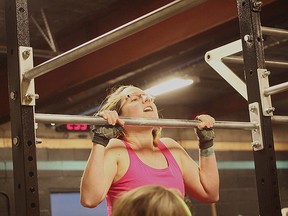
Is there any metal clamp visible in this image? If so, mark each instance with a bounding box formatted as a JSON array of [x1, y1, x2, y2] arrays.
[[249, 102, 264, 151], [19, 46, 37, 106], [257, 68, 274, 116]]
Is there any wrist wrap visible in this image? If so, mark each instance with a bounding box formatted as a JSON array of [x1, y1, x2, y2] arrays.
[[195, 127, 215, 150], [91, 124, 123, 147]]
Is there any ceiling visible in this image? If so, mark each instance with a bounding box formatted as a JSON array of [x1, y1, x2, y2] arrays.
[[0, 0, 288, 125]]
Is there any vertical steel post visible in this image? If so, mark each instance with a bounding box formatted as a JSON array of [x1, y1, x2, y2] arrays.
[[236, 0, 281, 215], [5, 0, 40, 215]]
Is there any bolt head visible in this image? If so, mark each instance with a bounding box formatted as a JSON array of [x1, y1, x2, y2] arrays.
[[10, 91, 17, 100], [13, 137, 19, 146]]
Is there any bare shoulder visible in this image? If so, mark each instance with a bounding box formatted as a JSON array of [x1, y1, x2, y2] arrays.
[[106, 138, 125, 148], [160, 137, 181, 147], [105, 139, 127, 155]]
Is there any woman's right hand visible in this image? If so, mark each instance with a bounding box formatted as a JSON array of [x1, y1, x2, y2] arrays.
[[97, 110, 125, 126], [91, 110, 125, 146]]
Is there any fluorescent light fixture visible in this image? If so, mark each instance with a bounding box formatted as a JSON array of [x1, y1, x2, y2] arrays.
[[144, 78, 193, 96]]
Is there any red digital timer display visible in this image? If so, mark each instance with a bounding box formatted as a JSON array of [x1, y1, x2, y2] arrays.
[[56, 124, 90, 132], [66, 124, 88, 131]]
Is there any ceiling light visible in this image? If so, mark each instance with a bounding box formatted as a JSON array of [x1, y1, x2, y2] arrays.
[[144, 78, 193, 96]]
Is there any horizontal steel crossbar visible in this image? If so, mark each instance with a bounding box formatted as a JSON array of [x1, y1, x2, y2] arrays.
[[264, 81, 288, 96], [261, 26, 288, 37], [222, 56, 288, 69], [271, 115, 288, 123], [22, 0, 204, 81], [35, 113, 258, 130]]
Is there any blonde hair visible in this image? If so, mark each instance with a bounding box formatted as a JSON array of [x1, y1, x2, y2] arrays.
[[112, 185, 192, 216], [96, 85, 161, 146]]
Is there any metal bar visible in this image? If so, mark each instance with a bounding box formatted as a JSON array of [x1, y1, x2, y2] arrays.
[[264, 81, 288, 96], [205, 39, 248, 100], [262, 26, 288, 37], [272, 115, 288, 124], [223, 56, 288, 69], [22, 0, 204, 81], [5, 0, 40, 215], [237, 0, 281, 215], [35, 113, 257, 130]]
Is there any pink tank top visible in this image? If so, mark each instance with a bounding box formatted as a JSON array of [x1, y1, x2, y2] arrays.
[[106, 140, 185, 215]]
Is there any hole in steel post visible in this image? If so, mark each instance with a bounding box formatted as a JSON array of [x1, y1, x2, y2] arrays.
[[28, 156, 33, 161], [29, 171, 34, 177], [261, 179, 265, 184], [18, 184, 21, 189], [27, 140, 33, 146], [19, 7, 25, 13], [249, 70, 253, 76], [30, 203, 36, 208], [10, 49, 13, 55]]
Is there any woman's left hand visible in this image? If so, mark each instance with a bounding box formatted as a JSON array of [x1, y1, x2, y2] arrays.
[[195, 114, 215, 129]]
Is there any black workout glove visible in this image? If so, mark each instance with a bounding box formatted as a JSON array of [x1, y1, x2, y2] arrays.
[[195, 128, 215, 149], [195, 117, 215, 150], [91, 124, 124, 147]]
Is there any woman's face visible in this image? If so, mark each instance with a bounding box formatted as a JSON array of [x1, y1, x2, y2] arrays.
[[119, 87, 159, 119]]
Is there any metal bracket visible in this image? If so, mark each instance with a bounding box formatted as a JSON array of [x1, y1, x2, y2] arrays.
[[19, 46, 38, 105], [257, 68, 274, 116], [205, 39, 248, 100], [249, 102, 264, 151]]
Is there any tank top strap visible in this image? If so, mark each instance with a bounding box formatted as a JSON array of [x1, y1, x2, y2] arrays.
[[157, 140, 173, 159], [157, 140, 181, 167], [121, 140, 137, 157]]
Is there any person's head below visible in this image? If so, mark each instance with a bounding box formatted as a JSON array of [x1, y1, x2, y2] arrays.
[[112, 185, 192, 216], [282, 208, 288, 216], [96, 85, 161, 145]]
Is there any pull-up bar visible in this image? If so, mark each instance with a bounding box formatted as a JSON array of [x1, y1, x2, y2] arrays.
[[35, 113, 258, 130], [261, 26, 288, 37], [22, 0, 203, 81]]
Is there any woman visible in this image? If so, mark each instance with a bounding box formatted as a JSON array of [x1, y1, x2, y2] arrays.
[[80, 85, 219, 215], [112, 185, 192, 216]]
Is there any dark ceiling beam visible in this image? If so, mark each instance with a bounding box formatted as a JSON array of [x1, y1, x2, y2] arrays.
[[35, 0, 274, 99], [56, 0, 176, 51]]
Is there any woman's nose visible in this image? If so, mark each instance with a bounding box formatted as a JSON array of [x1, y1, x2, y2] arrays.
[[141, 95, 150, 103]]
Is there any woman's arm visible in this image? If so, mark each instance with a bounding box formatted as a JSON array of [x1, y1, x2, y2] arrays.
[[80, 110, 125, 207], [182, 114, 219, 202], [162, 137, 219, 203], [80, 140, 119, 208], [182, 147, 219, 203], [163, 114, 219, 203]]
